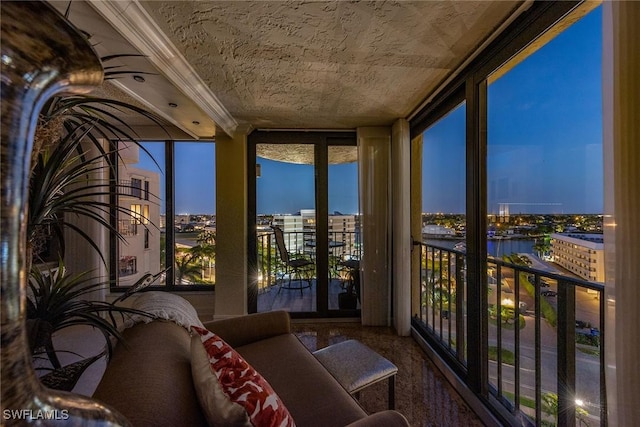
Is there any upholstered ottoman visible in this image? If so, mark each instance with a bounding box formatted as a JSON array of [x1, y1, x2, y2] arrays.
[[313, 339, 398, 410]]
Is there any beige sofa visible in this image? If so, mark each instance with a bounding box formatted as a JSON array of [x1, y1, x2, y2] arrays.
[[93, 311, 409, 427]]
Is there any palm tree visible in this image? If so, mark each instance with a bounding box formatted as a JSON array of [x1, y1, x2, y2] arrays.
[[194, 230, 216, 282], [533, 235, 551, 258], [174, 248, 201, 285]]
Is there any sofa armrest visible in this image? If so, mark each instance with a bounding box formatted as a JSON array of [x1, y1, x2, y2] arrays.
[[201, 310, 291, 348], [345, 411, 410, 427]]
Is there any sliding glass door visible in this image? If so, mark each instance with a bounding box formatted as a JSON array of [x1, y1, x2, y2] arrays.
[[248, 132, 358, 317]]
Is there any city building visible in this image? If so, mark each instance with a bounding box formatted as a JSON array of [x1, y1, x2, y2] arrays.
[[551, 233, 605, 283], [273, 210, 357, 257], [422, 224, 455, 237], [117, 143, 161, 286]]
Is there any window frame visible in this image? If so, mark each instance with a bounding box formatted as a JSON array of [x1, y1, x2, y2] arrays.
[[409, 1, 594, 425], [110, 139, 216, 292]]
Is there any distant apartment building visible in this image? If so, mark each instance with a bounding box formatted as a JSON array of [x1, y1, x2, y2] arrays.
[[273, 210, 357, 257], [175, 214, 192, 231], [550, 233, 604, 283], [328, 214, 358, 256], [422, 224, 455, 237], [272, 213, 306, 253], [118, 142, 161, 286]]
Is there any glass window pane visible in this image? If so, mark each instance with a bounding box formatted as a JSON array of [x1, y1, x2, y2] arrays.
[[256, 144, 316, 313], [174, 142, 216, 286], [328, 145, 359, 311], [487, 6, 603, 421], [419, 101, 467, 363], [117, 141, 165, 286]]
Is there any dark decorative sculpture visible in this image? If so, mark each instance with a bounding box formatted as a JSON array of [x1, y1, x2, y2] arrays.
[[1, 2, 130, 425]]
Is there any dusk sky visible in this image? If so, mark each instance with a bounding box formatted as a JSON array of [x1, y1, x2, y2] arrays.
[[256, 157, 359, 215], [136, 6, 602, 216], [423, 6, 603, 214]]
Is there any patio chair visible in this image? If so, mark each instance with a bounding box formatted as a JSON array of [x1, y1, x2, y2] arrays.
[[271, 226, 314, 296]]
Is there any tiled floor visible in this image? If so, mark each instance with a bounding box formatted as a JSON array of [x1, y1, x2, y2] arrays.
[[257, 278, 360, 312], [292, 322, 485, 427]]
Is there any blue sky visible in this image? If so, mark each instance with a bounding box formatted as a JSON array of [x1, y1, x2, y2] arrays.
[[256, 157, 359, 215], [423, 6, 603, 214], [136, 6, 603, 216]]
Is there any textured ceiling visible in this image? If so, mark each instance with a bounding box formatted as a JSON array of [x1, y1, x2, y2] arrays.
[[139, 0, 522, 130], [48, 0, 524, 139], [257, 143, 357, 165]]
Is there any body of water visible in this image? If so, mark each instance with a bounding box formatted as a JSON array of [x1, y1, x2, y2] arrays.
[[425, 238, 536, 258]]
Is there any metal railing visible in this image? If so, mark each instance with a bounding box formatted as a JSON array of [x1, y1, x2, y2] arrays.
[[119, 255, 137, 277], [414, 242, 606, 426], [118, 179, 145, 199], [256, 230, 360, 292], [118, 220, 138, 236]]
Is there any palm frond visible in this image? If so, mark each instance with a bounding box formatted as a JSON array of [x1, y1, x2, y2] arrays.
[[27, 264, 156, 366]]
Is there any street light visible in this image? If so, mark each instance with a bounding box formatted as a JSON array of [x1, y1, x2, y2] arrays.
[[575, 398, 587, 426]]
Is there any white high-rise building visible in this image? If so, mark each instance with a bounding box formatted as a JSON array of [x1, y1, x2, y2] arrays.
[[550, 233, 604, 283], [117, 143, 161, 286], [273, 210, 357, 257]]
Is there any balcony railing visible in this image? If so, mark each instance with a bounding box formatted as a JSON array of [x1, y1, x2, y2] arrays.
[[119, 255, 137, 277], [118, 220, 138, 237], [414, 243, 606, 426], [257, 230, 360, 292], [118, 179, 145, 199]]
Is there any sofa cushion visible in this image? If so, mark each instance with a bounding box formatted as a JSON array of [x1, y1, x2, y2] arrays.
[[191, 326, 296, 427], [236, 334, 367, 427], [92, 321, 208, 427]]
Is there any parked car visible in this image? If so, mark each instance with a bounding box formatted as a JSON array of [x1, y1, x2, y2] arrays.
[[576, 320, 590, 329], [541, 290, 557, 297], [527, 275, 550, 287], [518, 301, 528, 313]]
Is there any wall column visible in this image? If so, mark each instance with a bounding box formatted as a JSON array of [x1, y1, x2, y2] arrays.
[[214, 127, 248, 318], [391, 119, 411, 336], [64, 139, 109, 302], [357, 126, 391, 326], [603, 2, 640, 424]]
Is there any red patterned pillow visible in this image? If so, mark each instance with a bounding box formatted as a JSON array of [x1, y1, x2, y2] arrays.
[[190, 326, 296, 427]]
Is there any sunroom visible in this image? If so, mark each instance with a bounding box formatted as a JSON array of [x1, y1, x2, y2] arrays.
[[1, 0, 638, 425]]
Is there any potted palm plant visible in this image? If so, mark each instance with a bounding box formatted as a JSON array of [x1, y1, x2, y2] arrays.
[[28, 262, 163, 391], [23, 18, 167, 389], [338, 267, 359, 310]]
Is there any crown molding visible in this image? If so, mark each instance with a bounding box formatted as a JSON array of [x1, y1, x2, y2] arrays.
[[89, 0, 238, 136]]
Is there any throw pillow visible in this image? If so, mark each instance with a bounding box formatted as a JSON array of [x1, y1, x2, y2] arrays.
[[191, 326, 296, 427]]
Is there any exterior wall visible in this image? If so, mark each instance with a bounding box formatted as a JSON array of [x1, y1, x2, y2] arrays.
[[550, 233, 604, 282], [328, 214, 357, 256], [117, 164, 161, 286], [272, 215, 305, 253]]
